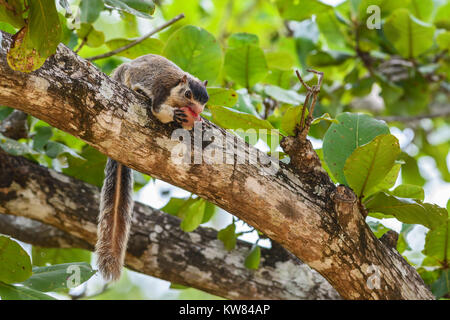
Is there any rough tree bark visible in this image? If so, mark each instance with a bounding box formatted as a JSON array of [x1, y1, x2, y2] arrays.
[[0, 151, 339, 300], [0, 31, 434, 299]]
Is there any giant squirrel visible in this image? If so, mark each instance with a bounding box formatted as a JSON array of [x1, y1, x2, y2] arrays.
[[96, 54, 209, 281]]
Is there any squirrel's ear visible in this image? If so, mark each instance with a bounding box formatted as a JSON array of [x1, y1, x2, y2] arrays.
[[180, 75, 187, 83], [203, 80, 208, 87]]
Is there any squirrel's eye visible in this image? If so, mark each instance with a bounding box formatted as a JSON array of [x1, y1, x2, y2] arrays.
[[185, 90, 192, 99]]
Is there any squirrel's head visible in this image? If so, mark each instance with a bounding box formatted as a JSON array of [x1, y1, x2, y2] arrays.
[[171, 74, 209, 117]]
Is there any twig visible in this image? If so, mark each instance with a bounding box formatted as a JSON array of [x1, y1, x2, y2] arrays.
[[378, 110, 450, 123], [86, 14, 185, 61], [295, 69, 323, 134]]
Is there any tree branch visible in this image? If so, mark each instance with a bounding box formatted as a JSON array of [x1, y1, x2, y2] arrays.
[[0, 151, 339, 300], [0, 31, 434, 299]]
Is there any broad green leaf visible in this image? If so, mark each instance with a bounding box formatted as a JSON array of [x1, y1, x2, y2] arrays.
[[356, 0, 407, 20], [163, 25, 222, 83], [265, 51, 296, 71], [0, 0, 25, 28], [316, 9, 351, 53], [0, 282, 55, 300], [408, 0, 434, 22], [0, 133, 38, 156], [431, 270, 450, 299], [32, 126, 53, 151], [104, 0, 155, 19], [244, 246, 261, 270], [434, 2, 450, 30], [365, 192, 448, 230], [371, 163, 401, 193], [436, 31, 450, 50], [264, 85, 305, 105], [209, 105, 275, 132], [384, 9, 435, 58], [161, 197, 190, 216], [424, 222, 450, 266], [201, 201, 217, 224], [63, 145, 107, 187], [399, 152, 426, 186], [0, 236, 32, 284], [224, 43, 268, 88], [32, 247, 91, 267], [7, 26, 46, 72], [76, 23, 105, 48], [344, 134, 400, 198], [105, 38, 163, 59], [280, 106, 306, 136], [276, 0, 332, 21], [217, 223, 237, 251], [234, 90, 259, 116], [206, 87, 238, 107], [323, 113, 390, 185], [265, 69, 293, 89], [367, 221, 390, 238], [179, 198, 206, 232], [45, 141, 84, 160], [228, 33, 259, 48], [21, 262, 96, 292], [390, 184, 424, 200], [80, 0, 103, 23]]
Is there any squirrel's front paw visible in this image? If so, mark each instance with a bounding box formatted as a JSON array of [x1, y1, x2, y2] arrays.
[[174, 107, 200, 130]]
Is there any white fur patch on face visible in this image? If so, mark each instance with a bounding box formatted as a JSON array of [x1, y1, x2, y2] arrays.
[[153, 103, 174, 123]]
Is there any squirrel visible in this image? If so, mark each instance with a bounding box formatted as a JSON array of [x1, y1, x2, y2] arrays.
[[95, 54, 209, 281]]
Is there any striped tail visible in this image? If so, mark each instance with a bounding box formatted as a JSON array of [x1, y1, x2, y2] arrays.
[[96, 158, 134, 281]]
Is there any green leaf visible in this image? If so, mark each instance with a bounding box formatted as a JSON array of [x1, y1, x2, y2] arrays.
[[0, 0, 25, 28], [21, 262, 96, 292], [209, 105, 275, 132], [265, 51, 296, 71], [63, 145, 107, 188], [390, 184, 424, 200], [32, 247, 91, 267], [32, 126, 53, 151], [224, 42, 268, 88], [344, 134, 400, 198], [0, 133, 38, 156], [323, 113, 390, 185], [244, 245, 261, 270], [179, 198, 206, 232], [371, 163, 401, 193], [0, 236, 32, 284], [431, 270, 450, 299], [384, 8, 435, 58], [217, 223, 237, 251], [104, 0, 155, 19], [276, 0, 332, 22], [80, 0, 104, 23], [206, 87, 238, 107], [76, 23, 105, 48], [0, 282, 56, 300], [161, 197, 190, 216], [280, 106, 306, 136], [45, 141, 84, 160], [423, 221, 450, 266], [408, 0, 434, 22], [163, 25, 222, 83], [434, 2, 450, 30], [316, 9, 351, 53], [105, 38, 163, 59], [264, 85, 305, 105], [436, 31, 450, 50], [398, 153, 426, 186], [201, 201, 217, 224], [228, 33, 259, 48], [367, 221, 390, 238], [365, 192, 448, 230]]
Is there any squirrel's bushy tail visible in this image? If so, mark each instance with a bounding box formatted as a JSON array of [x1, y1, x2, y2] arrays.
[[96, 158, 134, 281]]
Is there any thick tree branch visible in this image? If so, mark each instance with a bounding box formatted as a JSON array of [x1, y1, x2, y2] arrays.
[[0, 31, 434, 299], [0, 151, 339, 300]]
